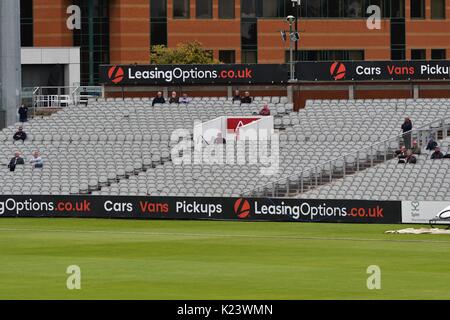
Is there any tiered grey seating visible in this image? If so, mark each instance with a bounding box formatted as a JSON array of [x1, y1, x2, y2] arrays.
[[300, 145, 450, 201], [1, 97, 449, 198], [0, 96, 289, 195]]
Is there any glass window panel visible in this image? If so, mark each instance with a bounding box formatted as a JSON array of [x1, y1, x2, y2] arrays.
[[173, 0, 190, 18], [219, 0, 235, 18], [431, 0, 445, 19], [196, 0, 212, 18]]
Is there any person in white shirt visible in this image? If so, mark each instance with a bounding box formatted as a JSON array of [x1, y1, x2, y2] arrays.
[[30, 151, 43, 168], [180, 93, 190, 104]]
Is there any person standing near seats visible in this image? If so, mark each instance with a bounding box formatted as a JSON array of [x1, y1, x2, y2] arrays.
[[169, 91, 179, 104], [8, 151, 25, 172], [401, 117, 413, 149], [13, 126, 27, 141], [152, 91, 166, 106], [241, 91, 252, 104], [30, 151, 44, 168], [18, 105, 29, 123]]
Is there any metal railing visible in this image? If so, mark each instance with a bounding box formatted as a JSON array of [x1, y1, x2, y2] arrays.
[[242, 115, 450, 198], [24, 86, 103, 108], [71, 86, 103, 106]]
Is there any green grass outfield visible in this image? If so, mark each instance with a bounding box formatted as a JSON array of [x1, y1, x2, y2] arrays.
[[0, 218, 449, 300]]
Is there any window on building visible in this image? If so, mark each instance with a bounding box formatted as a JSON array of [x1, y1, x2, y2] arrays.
[[328, 0, 344, 17], [151, 23, 167, 46], [431, 49, 446, 60], [391, 49, 406, 60], [73, 0, 110, 85], [345, 0, 363, 17], [348, 50, 365, 60], [411, 0, 425, 18], [261, 0, 285, 17], [20, 0, 33, 47], [287, 50, 365, 62], [411, 49, 426, 60], [391, 0, 405, 18], [173, 0, 190, 18], [241, 0, 257, 17], [219, 50, 236, 63], [431, 0, 446, 19], [242, 50, 257, 63], [219, 0, 235, 18], [151, 0, 166, 16], [241, 21, 257, 47], [245, 0, 395, 19], [196, 0, 212, 18], [365, 0, 390, 18], [151, 0, 167, 46]]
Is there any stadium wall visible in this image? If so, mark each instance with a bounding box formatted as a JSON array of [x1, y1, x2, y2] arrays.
[[0, 195, 448, 225]]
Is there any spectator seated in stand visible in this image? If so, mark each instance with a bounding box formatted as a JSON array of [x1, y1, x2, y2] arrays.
[[169, 91, 179, 104], [8, 151, 25, 172], [30, 151, 44, 168], [396, 146, 408, 163], [152, 91, 165, 106], [179, 93, 190, 104], [426, 137, 438, 151], [259, 105, 271, 116], [214, 132, 226, 145], [13, 126, 27, 141], [411, 140, 421, 155], [404, 150, 417, 164], [241, 91, 252, 104], [232, 90, 241, 102], [431, 147, 444, 160]]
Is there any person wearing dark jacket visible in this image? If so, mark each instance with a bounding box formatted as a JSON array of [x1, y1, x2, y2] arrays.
[[396, 146, 408, 163], [431, 147, 444, 160], [13, 127, 27, 141], [169, 91, 179, 104], [405, 151, 417, 164], [259, 105, 271, 116], [152, 92, 166, 106], [241, 91, 252, 104], [401, 117, 413, 149], [410, 140, 421, 155], [232, 90, 241, 102], [18, 105, 29, 122], [426, 137, 438, 151], [8, 152, 25, 172]]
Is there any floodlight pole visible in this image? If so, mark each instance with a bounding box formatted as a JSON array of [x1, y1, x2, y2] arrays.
[[294, 0, 300, 59], [0, 0, 22, 129], [287, 18, 295, 82]]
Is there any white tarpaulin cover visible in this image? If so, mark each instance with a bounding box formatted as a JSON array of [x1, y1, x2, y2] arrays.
[[386, 228, 450, 235]]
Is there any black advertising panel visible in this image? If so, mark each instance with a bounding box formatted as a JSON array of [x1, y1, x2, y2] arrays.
[[0, 195, 402, 224], [296, 60, 450, 82], [99, 64, 289, 85]]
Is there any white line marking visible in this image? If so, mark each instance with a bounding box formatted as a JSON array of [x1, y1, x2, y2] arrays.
[[0, 227, 449, 244]]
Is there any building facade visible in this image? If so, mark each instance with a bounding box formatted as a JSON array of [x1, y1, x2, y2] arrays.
[[20, 0, 450, 86]]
